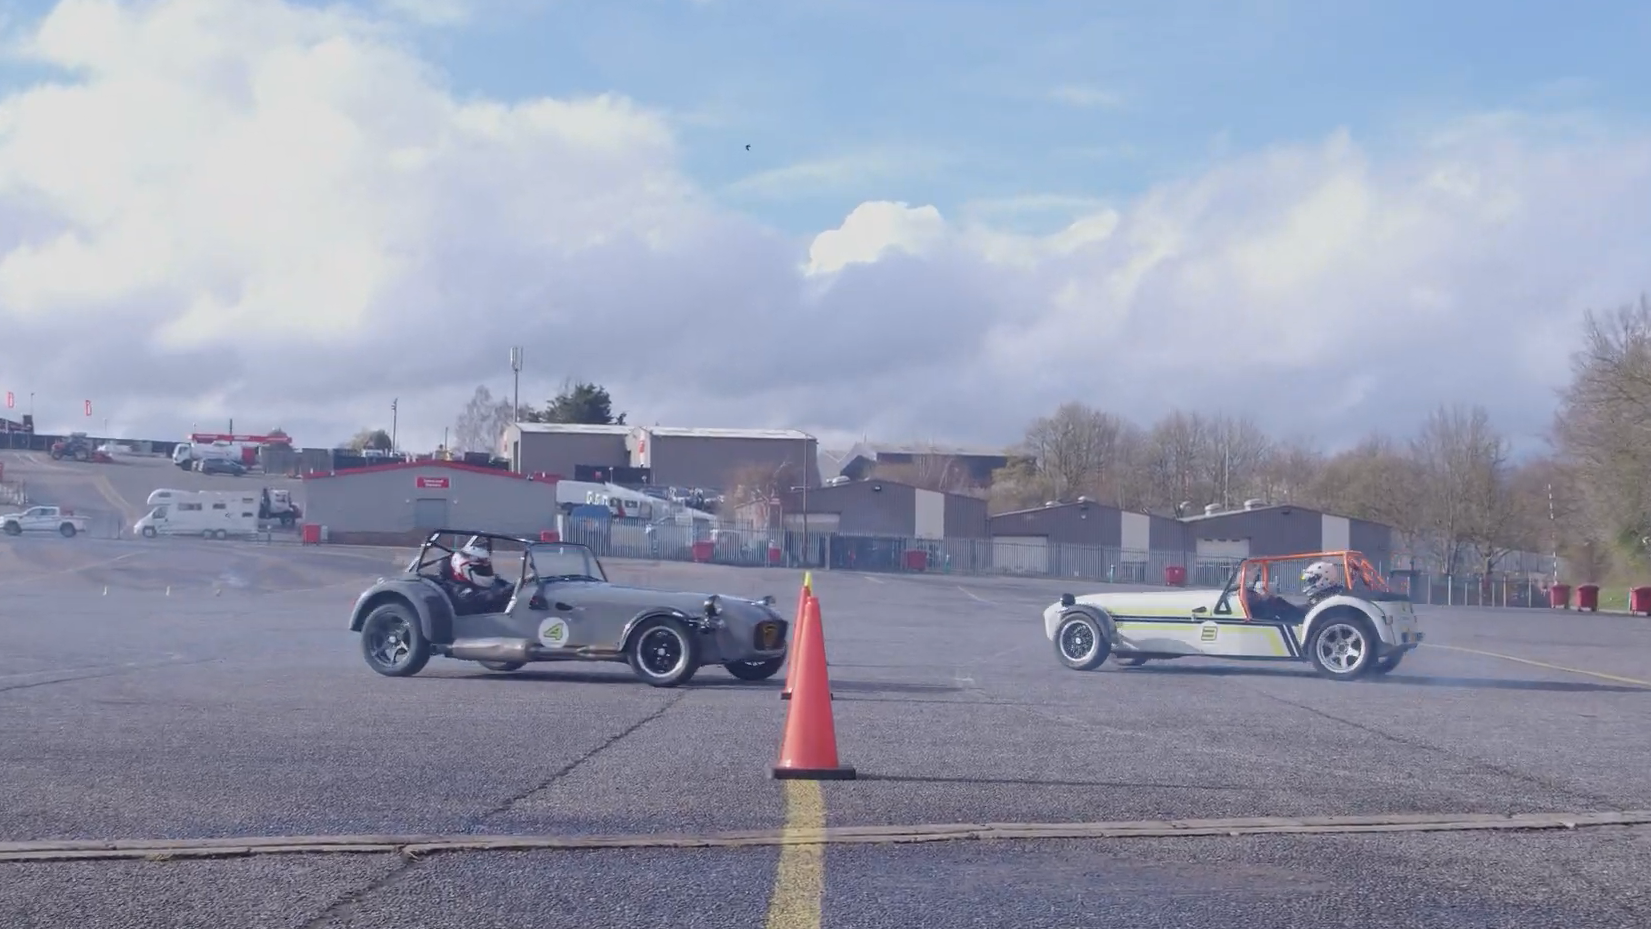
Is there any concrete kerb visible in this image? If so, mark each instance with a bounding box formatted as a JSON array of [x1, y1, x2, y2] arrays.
[[4, 810, 1649, 863]]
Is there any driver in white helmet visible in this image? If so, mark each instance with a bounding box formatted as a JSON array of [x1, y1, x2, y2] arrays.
[[449, 539, 511, 613], [1300, 559, 1346, 604]]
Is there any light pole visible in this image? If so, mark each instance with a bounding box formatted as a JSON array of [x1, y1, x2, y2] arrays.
[[510, 346, 523, 421], [390, 398, 398, 453]]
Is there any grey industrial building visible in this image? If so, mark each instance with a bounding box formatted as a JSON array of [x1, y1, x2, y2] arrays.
[[773, 477, 989, 539], [1179, 501, 1395, 566], [301, 460, 561, 545], [501, 423, 631, 478], [988, 499, 1191, 580], [625, 427, 818, 491]]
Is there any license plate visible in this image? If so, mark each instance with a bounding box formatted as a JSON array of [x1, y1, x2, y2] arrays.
[[756, 621, 780, 649]]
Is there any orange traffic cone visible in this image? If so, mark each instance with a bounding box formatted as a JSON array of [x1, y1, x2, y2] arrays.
[[780, 572, 812, 700], [772, 595, 855, 780]]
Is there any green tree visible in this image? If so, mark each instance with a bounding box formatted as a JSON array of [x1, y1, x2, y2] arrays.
[[346, 428, 393, 451], [535, 379, 627, 425]]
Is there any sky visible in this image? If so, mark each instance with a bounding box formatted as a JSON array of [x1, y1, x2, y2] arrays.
[[1, 0, 1650, 456]]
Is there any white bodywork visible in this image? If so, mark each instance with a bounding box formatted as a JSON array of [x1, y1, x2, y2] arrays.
[[0, 506, 90, 535], [134, 491, 261, 538], [1042, 585, 1423, 660]]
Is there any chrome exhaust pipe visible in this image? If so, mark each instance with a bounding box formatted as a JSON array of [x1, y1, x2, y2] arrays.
[[446, 638, 535, 663]]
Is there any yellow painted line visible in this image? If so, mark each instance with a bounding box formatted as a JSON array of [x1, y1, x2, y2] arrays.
[[1425, 642, 1651, 688], [764, 780, 825, 929]]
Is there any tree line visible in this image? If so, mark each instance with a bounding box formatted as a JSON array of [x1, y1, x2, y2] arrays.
[[877, 294, 1651, 582], [447, 380, 625, 455]]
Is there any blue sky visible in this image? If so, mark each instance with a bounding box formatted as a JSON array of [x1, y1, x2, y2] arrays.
[[2, 0, 1650, 451], [409, 0, 1643, 233], [2, 0, 1647, 236]]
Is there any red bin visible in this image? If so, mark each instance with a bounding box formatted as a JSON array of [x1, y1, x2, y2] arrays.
[[539, 530, 560, 542], [691, 540, 714, 563], [1164, 565, 1187, 586], [1548, 583, 1571, 609], [768, 544, 782, 566], [300, 523, 321, 545], [1575, 584, 1600, 612], [903, 549, 929, 572], [1629, 586, 1651, 615]]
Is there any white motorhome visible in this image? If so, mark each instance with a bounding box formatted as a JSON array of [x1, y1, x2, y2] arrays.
[[134, 490, 261, 539]]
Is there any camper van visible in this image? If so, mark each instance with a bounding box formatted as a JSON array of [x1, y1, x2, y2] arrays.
[[133, 490, 261, 539]]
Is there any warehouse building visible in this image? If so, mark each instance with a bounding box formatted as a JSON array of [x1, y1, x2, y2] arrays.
[[627, 427, 819, 491], [302, 460, 561, 546], [830, 441, 1017, 488], [988, 499, 1190, 581], [1179, 500, 1394, 567], [500, 423, 631, 479], [769, 476, 990, 572]]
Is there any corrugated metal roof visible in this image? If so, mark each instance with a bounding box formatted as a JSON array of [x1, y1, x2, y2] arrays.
[[301, 460, 543, 481], [640, 427, 815, 441], [512, 423, 632, 435]]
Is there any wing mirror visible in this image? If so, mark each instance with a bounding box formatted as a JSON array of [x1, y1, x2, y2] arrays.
[[1059, 593, 1075, 607], [704, 595, 721, 617], [528, 594, 548, 610], [1193, 606, 1209, 614], [761, 594, 776, 607]]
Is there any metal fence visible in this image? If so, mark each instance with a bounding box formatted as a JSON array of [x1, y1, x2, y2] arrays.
[[0, 481, 26, 507], [550, 518, 1563, 608]]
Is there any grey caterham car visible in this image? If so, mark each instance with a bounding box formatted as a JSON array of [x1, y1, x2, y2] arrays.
[[348, 529, 790, 687]]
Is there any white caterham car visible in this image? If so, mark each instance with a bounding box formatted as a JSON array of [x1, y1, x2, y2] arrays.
[[1043, 550, 1423, 680]]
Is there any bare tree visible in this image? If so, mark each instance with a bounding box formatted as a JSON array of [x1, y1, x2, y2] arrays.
[[452, 385, 517, 455], [868, 444, 980, 495], [1021, 402, 1132, 503], [1140, 411, 1213, 514], [1409, 404, 1515, 575], [1553, 295, 1651, 575]]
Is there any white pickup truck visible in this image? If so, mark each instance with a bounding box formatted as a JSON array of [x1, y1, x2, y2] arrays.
[[1, 505, 90, 538]]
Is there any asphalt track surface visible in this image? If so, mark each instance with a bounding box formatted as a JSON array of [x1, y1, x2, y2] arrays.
[[3, 535, 1651, 925]]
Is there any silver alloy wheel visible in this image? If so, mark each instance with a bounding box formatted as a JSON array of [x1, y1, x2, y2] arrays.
[[1315, 622, 1367, 673], [1059, 619, 1098, 664]]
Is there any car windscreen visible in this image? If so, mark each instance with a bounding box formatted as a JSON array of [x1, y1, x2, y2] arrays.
[[526, 543, 605, 581]]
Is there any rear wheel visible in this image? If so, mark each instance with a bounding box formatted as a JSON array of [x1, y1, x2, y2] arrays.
[[1307, 614, 1379, 680], [360, 602, 430, 677], [59, 523, 76, 537]]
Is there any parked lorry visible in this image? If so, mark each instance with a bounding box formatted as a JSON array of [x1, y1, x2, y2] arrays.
[[133, 490, 261, 539], [1, 505, 90, 537]]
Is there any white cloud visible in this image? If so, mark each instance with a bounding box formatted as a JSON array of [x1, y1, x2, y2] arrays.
[[2, 0, 1650, 455]]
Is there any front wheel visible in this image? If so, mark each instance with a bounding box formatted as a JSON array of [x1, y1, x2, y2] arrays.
[[59, 523, 76, 537], [360, 602, 430, 677], [725, 656, 785, 681], [1371, 651, 1404, 675], [626, 616, 701, 687], [1054, 612, 1112, 670], [1307, 614, 1379, 680]]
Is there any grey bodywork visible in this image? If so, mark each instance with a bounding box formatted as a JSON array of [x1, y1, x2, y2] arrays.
[[347, 529, 789, 684]]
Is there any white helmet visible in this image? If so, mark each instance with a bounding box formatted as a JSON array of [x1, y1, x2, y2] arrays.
[[1300, 560, 1342, 598], [450, 542, 494, 586]]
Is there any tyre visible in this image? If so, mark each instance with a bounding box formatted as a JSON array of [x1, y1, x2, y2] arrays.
[[3, 522, 19, 535], [1053, 612, 1112, 671], [626, 616, 700, 687], [1307, 613, 1379, 680], [359, 601, 430, 677], [724, 656, 786, 681], [1372, 651, 1404, 675], [59, 523, 76, 538], [478, 660, 525, 672], [142, 526, 157, 538]]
